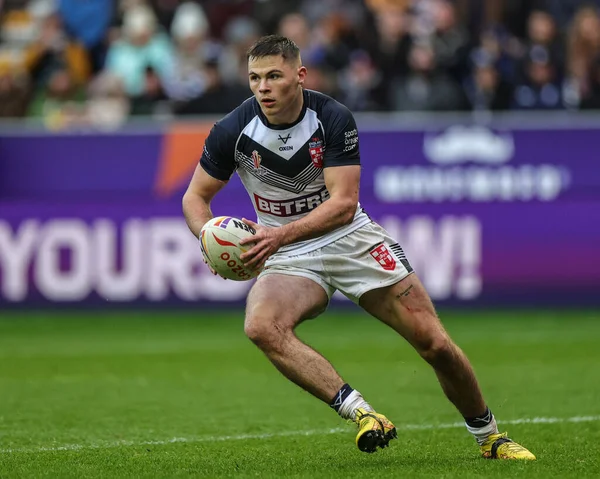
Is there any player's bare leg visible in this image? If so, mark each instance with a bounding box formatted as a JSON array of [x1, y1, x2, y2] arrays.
[[359, 273, 535, 459], [245, 274, 341, 401], [245, 273, 396, 452], [360, 274, 485, 417]]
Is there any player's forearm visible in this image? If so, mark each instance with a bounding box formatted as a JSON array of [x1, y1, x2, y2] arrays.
[[278, 197, 356, 246], [182, 192, 213, 238]]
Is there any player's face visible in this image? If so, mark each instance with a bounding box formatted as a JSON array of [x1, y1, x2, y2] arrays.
[[248, 55, 307, 125]]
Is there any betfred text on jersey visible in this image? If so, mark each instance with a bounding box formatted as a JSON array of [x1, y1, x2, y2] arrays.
[[254, 187, 330, 217]]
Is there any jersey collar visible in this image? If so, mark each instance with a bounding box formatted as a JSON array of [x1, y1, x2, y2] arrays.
[[254, 89, 308, 130]]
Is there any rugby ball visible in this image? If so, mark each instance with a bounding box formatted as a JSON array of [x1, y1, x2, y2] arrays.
[[200, 216, 259, 281]]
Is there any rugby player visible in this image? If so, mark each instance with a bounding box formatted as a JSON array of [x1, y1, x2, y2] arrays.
[[183, 34, 534, 459]]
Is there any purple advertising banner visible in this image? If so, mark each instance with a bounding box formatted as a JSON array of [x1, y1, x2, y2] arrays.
[[0, 121, 598, 307]]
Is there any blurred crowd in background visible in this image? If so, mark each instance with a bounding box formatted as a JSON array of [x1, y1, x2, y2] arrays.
[[1, 0, 600, 129]]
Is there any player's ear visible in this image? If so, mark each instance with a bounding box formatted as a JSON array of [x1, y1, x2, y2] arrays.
[[298, 66, 307, 86]]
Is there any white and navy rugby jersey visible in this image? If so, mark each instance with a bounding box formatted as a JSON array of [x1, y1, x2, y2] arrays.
[[200, 89, 371, 255]]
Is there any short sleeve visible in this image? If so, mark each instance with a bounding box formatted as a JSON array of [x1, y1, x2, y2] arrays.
[[199, 123, 237, 181], [322, 103, 360, 168]]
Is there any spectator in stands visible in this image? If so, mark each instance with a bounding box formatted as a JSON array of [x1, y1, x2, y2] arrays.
[[219, 16, 262, 87], [104, 4, 173, 98], [566, 5, 600, 107], [391, 41, 468, 111], [497, 0, 538, 40], [200, 0, 254, 40], [464, 51, 513, 111], [4, 0, 600, 120], [277, 11, 352, 71], [85, 70, 130, 129], [523, 10, 564, 78], [302, 49, 340, 101], [512, 46, 564, 110], [277, 12, 312, 52], [580, 55, 600, 109], [277, 11, 353, 82], [130, 65, 168, 116], [162, 2, 212, 102], [27, 65, 86, 128], [173, 53, 250, 115], [300, 0, 367, 32], [251, 0, 303, 36], [430, 0, 470, 83], [311, 12, 355, 72], [24, 0, 90, 90], [148, 0, 181, 32], [57, 0, 113, 72], [0, 65, 30, 117], [472, 26, 521, 83], [363, 1, 412, 110], [544, 0, 600, 30], [337, 49, 382, 111], [405, 0, 438, 38]]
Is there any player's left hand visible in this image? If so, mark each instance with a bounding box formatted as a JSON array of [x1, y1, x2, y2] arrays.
[[239, 218, 284, 271]]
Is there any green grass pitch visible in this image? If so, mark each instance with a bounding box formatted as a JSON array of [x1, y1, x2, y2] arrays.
[[0, 309, 599, 478]]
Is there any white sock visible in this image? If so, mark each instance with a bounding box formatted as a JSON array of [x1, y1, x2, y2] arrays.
[[337, 390, 374, 421], [465, 413, 499, 445]]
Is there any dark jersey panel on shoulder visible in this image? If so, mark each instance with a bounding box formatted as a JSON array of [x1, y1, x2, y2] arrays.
[[199, 97, 257, 181], [306, 90, 360, 168], [199, 90, 360, 184]]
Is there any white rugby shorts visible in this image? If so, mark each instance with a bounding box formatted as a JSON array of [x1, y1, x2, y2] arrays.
[[258, 221, 414, 303]]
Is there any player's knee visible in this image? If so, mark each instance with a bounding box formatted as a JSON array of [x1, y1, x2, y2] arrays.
[[244, 317, 271, 346], [417, 333, 454, 367], [244, 315, 289, 352]]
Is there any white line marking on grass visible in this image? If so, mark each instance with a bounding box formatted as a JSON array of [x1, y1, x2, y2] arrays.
[[2, 415, 599, 454]]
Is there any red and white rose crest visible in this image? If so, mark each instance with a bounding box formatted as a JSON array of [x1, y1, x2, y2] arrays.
[[251, 150, 262, 169], [369, 244, 397, 271], [308, 137, 324, 168]]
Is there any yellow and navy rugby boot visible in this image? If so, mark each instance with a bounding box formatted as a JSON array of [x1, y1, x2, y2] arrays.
[[480, 432, 536, 460], [354, 408, 398, 453]]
